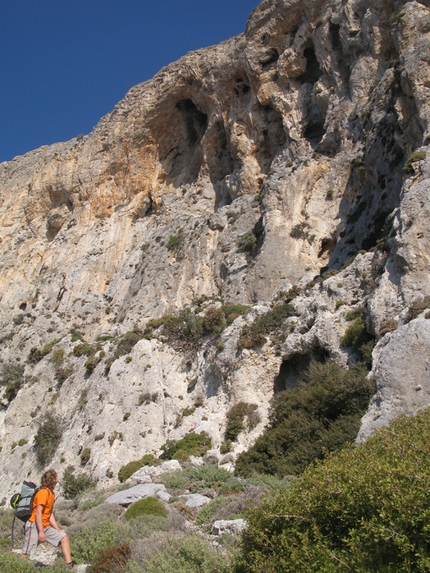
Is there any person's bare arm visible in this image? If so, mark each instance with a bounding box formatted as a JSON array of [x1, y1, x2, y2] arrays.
[[35, 505, 46, 542], [49, 512, 62, 532]]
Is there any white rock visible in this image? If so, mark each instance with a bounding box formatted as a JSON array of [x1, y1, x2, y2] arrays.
[[178, 494, 211, 509], [212, 519, 247, 535], [105, 483, 167, 506]]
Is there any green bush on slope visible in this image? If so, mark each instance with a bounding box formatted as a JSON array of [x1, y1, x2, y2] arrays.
[[235, 360, 374, 477], [235, 408, 430, 573]]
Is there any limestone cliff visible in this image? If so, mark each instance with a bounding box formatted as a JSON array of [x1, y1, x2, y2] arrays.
[[1, 0, 430, 499]]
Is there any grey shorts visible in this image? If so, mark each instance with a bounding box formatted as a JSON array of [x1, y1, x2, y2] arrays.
[[22, 520, 67, 557]]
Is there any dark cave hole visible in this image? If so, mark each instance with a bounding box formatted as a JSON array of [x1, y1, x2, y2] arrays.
[[318, 237, 337, 259], [274, 349, 330, 393], [304, 122, 326, 147], [299, 48, 323, 85], [175, 99, 208, 147], [329, 22, 342, 51]]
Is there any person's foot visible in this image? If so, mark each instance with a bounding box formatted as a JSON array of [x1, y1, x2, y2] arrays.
[[65, 560, 77, 568]]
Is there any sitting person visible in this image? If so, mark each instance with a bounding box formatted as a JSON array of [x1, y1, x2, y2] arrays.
[[21, 468, 75, 568]]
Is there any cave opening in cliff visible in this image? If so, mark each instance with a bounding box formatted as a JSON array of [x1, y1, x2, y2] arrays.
[[329, 22, 342, 52], [274, 349, 330, 393], [176, 99, 208, 147], [206, 120, 235, 208], [255, 103, 287, 174], [299, 47, 323, 85]]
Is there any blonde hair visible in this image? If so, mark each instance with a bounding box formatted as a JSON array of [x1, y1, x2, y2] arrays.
[[41, 469, 58, 490]]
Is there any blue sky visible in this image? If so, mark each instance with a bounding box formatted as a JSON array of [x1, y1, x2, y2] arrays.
[[0, 0, 259, 163]]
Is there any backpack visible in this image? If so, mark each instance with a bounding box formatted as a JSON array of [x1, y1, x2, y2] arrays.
[[10, 481, 39, 522], [10, 481, 39, 547]]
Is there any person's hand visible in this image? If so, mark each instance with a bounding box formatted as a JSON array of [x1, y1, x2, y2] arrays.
[[39, 531, 46, 542]]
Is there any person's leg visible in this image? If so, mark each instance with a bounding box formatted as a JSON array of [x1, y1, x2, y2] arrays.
[[60, 534, 72, 564], [21, 521, 38, 558], [44, 527, 72, 564]]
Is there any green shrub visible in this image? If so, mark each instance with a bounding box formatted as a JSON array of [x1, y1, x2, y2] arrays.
[[341, 316, 372, 350], [73, 343, 95, 357], [344, 307, 363, 321], [135, 534, 230, 573], [235, 408, 430, 573], [166, 234, 183, 251], [51, 348, 65, 366], [290, 222, 309, 239], [186, 464, 232, 491], [34, 413, 63, 466], [237, 231, 257, 254], [158, 471, 189, 492], [403, 150, 426, 174], [0, 363, 25, 402], [80, 448, 91, 466], [12, 313, 26, 326], [195, 496, 234, 525], [203, 306, 226, 336], [71, 520, 119, 563], [105, 329, 144, 373], [70, 331, 84, 342], [160, 432, 212, 461], [138, 392, 158, 405], [124, 497, 167, 521], [0, 550, 34, 571], [118, 454, 156, 482], [224, 402, 258, 443], [62, 465, 96, 499], [28, 339, 62, 364], [235, 360, 375, 477], [203, 304, 249, 337], [144, 310, 204, 349], [85, 353, 102, 374], [238, 303, 297, 350]]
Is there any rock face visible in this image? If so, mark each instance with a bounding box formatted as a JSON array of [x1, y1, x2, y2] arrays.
[[1, 0, 430, 500]]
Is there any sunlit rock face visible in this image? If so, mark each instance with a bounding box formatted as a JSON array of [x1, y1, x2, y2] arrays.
[[0, 0, 429, 498]]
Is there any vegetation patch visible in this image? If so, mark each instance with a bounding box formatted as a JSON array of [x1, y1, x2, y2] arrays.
[[27, 339, 61, 363], [238, 302, 297, 350], [160, 432, 212, 461], [237, 231, 257, 254], [379, 317, 399, 335], [406, 295, 430, 322], [89, 541, 131, 573], [62, 465, 97, 499], [166, 234, 183, 251], [235, 408, 430, 573], [290, 222, 309, 239], [105, 329, 144, 373], [34, 412, 63, 466], [0, 363, 25, 403], [235, 360, 375, 477], [118, 454, 155, 483], [124, 497, 166, 521], [403, 150, 426, 174], [224, 402, 259, 446]]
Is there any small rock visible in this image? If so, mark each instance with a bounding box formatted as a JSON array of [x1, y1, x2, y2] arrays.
[[178, 493, 211, 509], [212, 519, 247, 535]]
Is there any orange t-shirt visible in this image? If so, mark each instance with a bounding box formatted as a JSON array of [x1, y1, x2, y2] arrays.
[[29, 487, 55, 528]]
